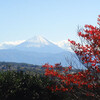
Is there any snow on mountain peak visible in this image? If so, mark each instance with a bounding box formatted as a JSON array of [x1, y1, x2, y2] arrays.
[[0, 40, 25, 49], [56, 40, 73, 52], [18, 35, 52, 48], [26, 35, 50, 47]]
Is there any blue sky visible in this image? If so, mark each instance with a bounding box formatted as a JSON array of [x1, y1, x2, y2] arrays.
[[0, 0, 100, 43]]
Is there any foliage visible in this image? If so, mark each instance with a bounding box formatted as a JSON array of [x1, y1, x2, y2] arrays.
[[0, 70, 72, 100], [42, 15, 100, 99]]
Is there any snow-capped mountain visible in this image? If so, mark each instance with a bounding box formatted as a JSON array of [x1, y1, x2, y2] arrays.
[[12, 36, 65, 53], [0, 40, 25, 49], [0, 43, 14, 49], [0, 36, 73, 52], [56, 40, 73, 52], [0, 36, 85, 69]]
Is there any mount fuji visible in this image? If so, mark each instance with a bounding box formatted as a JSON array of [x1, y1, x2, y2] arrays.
[[12, 36, 65, 53], [0, 36, 84, 69]]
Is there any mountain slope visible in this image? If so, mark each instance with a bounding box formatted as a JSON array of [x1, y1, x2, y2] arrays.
[[0, 49, 84, 69]]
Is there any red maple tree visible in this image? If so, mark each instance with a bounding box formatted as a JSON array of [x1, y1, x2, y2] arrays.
[[42, 15, 100, 99]]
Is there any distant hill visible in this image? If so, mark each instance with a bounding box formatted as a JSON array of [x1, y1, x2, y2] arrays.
[[0, 62, 44, 74]]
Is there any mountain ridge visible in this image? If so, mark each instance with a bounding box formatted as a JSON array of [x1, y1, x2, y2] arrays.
[[0, 36, 71, 52]]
